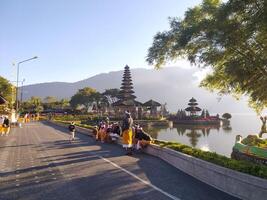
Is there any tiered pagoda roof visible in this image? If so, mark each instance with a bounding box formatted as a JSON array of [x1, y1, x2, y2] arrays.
[[113, 65, 140, 107], [185, 97, 202, 112]]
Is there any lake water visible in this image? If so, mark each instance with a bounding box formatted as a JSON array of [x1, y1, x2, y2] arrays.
[[144, 114, 265, 157]]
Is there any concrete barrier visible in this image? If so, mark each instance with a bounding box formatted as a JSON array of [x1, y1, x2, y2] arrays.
[[144, 144, 267, 200], [47, 121, 267, 200]]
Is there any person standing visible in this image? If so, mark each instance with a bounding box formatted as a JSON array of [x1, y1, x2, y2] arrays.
[[3, 116, 10, 136], [68, 122, 76, 141], [121, 111, 134, 155], [99, 123, 107, 143]]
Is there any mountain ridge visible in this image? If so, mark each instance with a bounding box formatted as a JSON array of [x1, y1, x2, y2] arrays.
[[21, 67, 254, 113]]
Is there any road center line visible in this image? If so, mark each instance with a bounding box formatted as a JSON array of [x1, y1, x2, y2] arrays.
[[99, 156, 181, 200]]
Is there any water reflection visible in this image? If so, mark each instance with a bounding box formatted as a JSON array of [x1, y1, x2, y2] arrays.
[[143, 115, 263, 157], [144, 124, 221, 147], [176, 124, 220, 147]]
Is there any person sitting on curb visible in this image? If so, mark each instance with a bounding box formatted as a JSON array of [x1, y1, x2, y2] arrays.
[[68, 122, 76, 141], [134, 126, 153, 150], [110, 122, 121, 142]]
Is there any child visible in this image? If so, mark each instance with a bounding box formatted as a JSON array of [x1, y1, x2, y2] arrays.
[[68, 122, 76, 141]]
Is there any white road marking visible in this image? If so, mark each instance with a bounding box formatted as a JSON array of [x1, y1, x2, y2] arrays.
[[99, 156, 181, 200]]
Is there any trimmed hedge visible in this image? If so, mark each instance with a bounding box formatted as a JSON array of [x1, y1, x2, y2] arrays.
[[53, 114, 97, 122], [155, 140, 267, 179]]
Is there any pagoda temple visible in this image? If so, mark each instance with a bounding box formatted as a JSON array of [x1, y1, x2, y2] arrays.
[[173, 97, 220, 125], [113, 65, 142, 118], [185, 97, 202, 116]]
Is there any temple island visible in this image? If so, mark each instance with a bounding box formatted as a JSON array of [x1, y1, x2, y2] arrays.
[[171, 97, 221, 125]]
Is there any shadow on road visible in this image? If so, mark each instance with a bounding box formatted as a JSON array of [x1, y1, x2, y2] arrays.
[[0, 122, 240, 200]]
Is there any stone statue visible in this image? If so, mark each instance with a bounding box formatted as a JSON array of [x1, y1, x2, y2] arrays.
[[259, 116, 267, 138], [235, 135, 242, 143]]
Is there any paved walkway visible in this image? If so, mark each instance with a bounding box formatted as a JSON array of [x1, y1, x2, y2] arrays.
[[0, 122, 240, 200]]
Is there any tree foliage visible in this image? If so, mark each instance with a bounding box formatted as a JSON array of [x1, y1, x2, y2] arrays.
[[70, 87, 101, 110], [43, 96, 57, 104], [222, 112, 232, 119], [58, 98, 70, 109], [24, 96, 44, 113], [0, 76, 13, 107], [147, 0, 267, 111], [102, 88, 120, 105]]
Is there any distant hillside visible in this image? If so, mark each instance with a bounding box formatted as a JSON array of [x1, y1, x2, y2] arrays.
[[21, 67, 254, 113]]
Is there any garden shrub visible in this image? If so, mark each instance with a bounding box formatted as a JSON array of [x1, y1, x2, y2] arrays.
[[155, 140, 267, 179]]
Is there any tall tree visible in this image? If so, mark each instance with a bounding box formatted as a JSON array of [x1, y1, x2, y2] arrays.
[[0, 76, 13, 107], [58, 98, 70, 110], [102, 88, 120, 105], [29, 96, 43, 113], [147, 0, 266, 112], [70, 87, 101, 111], [43, 96, 57, 104], [43, 96, 58, 110]]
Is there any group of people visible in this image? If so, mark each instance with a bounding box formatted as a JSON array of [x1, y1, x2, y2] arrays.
[[95, 112, 153, 155], [22, 113, 40, 123], [95, 121, 121, 143], [68, 111, 153, 155], [0, 115, 10, 136]]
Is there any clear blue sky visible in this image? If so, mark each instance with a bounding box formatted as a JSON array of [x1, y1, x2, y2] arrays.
[[0, 0, 202, 85]]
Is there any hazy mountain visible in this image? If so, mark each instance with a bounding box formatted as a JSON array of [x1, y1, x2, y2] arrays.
[[21, 67, 255, 114]]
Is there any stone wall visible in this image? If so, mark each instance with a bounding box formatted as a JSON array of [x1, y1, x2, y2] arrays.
[[144, 144, 267, 200]]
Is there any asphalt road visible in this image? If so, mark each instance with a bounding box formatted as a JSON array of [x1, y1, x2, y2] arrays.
[[0, 122, 240, 200]]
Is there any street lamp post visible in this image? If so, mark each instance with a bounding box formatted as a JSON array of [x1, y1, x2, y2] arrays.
[[20, 78, 26, 105], [16, 56, 38, 112]]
